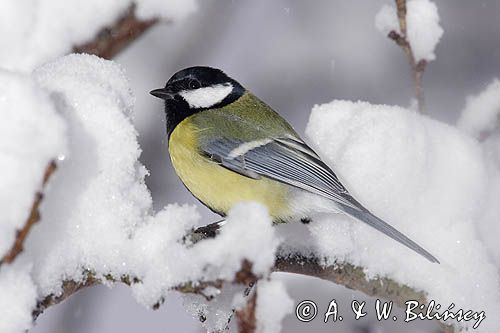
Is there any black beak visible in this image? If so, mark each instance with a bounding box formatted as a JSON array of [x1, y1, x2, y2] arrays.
[[150, 88, 174, 100]]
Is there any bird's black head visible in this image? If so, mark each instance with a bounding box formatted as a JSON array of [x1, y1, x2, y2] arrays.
[[150, 66, 245, 136]]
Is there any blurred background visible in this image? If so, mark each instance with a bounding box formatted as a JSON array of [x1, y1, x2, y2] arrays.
[[31, 0, 499, 332]]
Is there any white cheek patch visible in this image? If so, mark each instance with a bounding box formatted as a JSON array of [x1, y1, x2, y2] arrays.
[[179, 83, 233, 108]]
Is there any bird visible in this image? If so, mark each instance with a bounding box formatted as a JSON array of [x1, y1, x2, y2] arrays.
[[150, 66, 439, 264]]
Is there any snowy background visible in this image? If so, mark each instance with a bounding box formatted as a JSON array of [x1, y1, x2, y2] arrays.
[[1, 0, 500, 332]]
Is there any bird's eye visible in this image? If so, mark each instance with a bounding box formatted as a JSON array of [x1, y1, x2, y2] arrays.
[[188, 79, 201, 89]]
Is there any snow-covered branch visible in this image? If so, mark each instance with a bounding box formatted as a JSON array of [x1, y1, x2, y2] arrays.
[[275, 253, 426, 309], [73, 4, 158, 60], [0, 0, 197, 71], [375, 0, 443, 112], [30, 245, 452, 333], [33, 258, 259, 322]]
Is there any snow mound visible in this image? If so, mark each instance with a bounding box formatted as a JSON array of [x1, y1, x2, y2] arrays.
[[296, 99, 500, 331]]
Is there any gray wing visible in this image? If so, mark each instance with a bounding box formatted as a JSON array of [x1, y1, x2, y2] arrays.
[[200, 136, 440, 264], [201, 136, 362, 210]]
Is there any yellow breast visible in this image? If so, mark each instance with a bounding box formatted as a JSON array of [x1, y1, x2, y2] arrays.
[[168, 117, 291, 221]]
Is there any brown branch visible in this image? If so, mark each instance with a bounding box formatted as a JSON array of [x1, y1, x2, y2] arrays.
[[234, 260, 259, 332], [33, 272, 145, 319], [33, 271, 100, 319], [73, 4, 159, 60], [274, 253, 453, 333], [387, 0, 427, 113], [236, 289, 257, 333], [0, 161, 57, 266], [395, 0, 407, 37], [234, 259, 258, 286], [274, 254, 425, 309]]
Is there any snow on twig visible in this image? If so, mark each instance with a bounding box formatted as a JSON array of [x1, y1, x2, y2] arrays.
[[73, 4, 158, 60], [376, 0, 443, 113]]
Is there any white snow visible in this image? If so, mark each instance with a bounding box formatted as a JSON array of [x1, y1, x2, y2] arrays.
[[375, 0, 443, 62], [283, 99, 500, 332], [255, 278, 293, 333], [179, 83, 234, 109], [135, 0, 197, 21], [0, 0, 197, 72], [131, 202, 279, 307], [0, 262, 37, 333], [374, 5, 399, 39], [184, 283, 246, 332], [457, 78, 500, 139], [0, 70, 66, 259], [0, 54, 279, 332], [484, 133, 500, 168], [28, 54, 152, 298], [30, 55, 278, 303]]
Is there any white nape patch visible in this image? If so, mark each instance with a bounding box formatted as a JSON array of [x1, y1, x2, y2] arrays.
[[179, 83, 233, 108], [228, 139, 273, 159]]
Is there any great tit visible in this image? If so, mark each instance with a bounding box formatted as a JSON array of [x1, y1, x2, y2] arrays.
[[150, 66, 439, 264]]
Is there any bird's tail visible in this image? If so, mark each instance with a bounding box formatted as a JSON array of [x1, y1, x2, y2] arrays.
[[339, 203, 439, 264]]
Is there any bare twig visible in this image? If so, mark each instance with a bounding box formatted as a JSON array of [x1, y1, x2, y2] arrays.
[[395, 0, 407, 37], [387, 0, 427, 113], [73, 4, 159, 60], [0, 161, 57, 266]]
